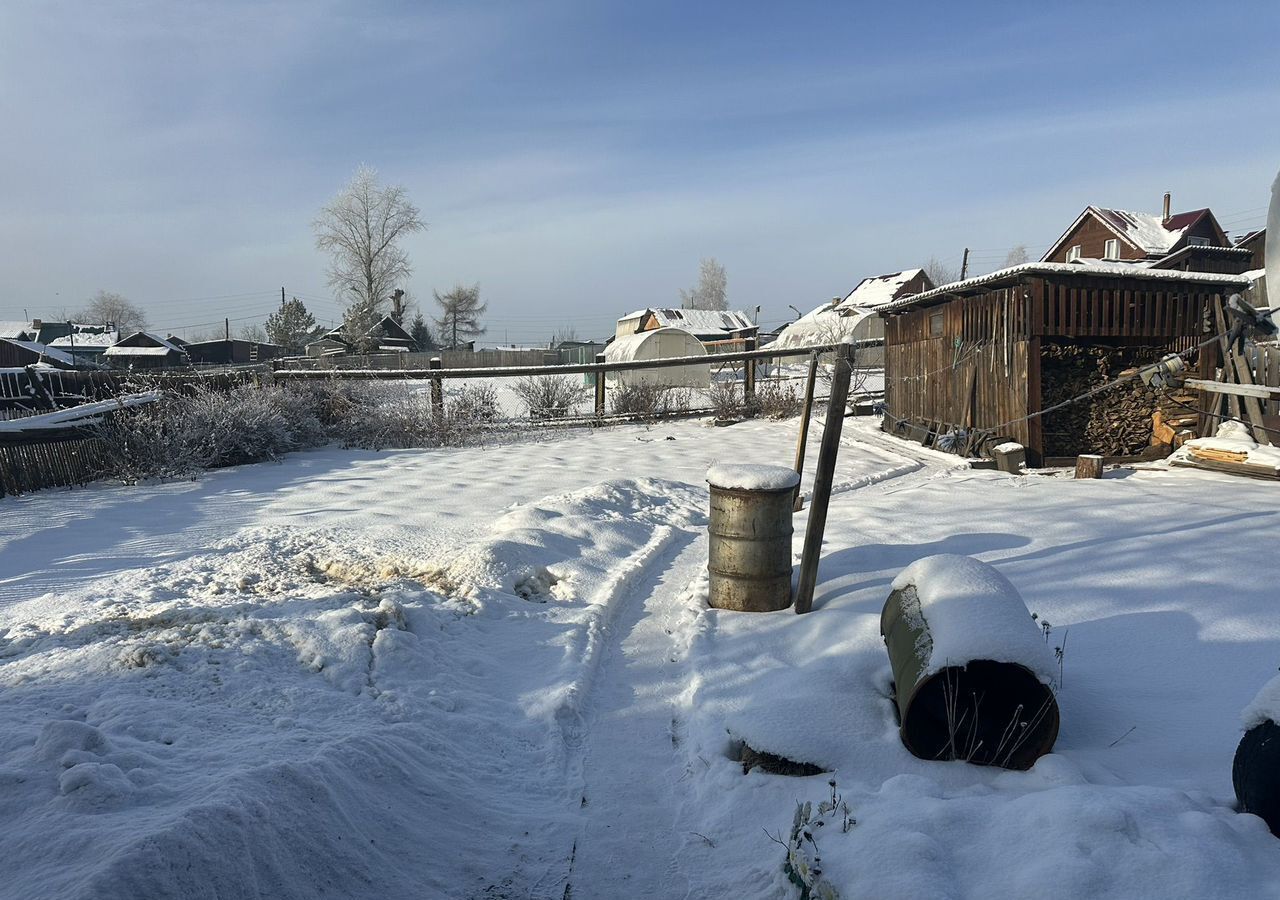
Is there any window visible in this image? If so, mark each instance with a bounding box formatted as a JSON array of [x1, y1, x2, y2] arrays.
[[928, 312, 944, 337], [1066, 245, 1082, 262], [1186, 236, 1211, 247], [1103, 239, 1119, 259]]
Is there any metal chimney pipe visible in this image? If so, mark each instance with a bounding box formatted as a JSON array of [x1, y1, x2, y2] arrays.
[[1163, 192, 1172, 223]]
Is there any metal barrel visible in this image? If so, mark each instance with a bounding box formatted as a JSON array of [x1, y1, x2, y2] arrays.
[[1235, 718, 1280, 836], [706, 464, 799, 612], [880, 564, 1060, 770]]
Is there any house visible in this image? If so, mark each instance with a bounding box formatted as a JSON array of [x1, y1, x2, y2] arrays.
[[46, 325, 119, 365], [1237, 229, 1267, 272], [614, 308, 757, 348], [185, 338, 287, 366], [102, 332, 190, 369], [773, 269, 932, 364], [1042, 194, 1231, 265], [0, 338, 77, 369], [878, 262, 1252, 465], [305, 315, 418, 357], [0, 322, 38, 342]]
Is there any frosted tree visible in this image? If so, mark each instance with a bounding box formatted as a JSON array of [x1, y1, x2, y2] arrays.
[[313, 165, 426, 348], [264, 297, 317, 353], [680, 257, 728, 310], [923, 256, 959, 287], [1004, 245, 1030, 267], [409, 312, 436, 351], [78, 290, 149, 334], [434, 283, 487, 349]]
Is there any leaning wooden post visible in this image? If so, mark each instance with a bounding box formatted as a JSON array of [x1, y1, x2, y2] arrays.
[[794, 342, 854, 615], [743, 336, 757, 409], [594, 353, 607, 418], [429, 357, 444, 421], [792, 350, 821, 512]]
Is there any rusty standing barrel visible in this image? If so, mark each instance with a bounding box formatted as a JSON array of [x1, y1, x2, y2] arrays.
[[706, 463, 799, 612]]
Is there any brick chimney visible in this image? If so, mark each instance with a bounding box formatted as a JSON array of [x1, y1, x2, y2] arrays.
[[1162, 192, 1171, 224]]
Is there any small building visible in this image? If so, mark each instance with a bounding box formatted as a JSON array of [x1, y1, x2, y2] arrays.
[[1237, 229, 1267, 272], [0, 339, 77, 369], [103, 332, 190, 369], [185, 338, 287, 365], [614, 308, 758, 347], [556, 339, 606, 365], [0, 322, 38, 342], [774, 269, 931, 364], [603, 327, 709, 388], [878, 263, 1252, 464], [1042, 195, 1230, 265], [47, 326, 119, 365], [305, 315, 418, 357]]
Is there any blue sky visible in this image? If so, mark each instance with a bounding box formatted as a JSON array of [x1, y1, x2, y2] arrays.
[[0, 0, 1276, 342]]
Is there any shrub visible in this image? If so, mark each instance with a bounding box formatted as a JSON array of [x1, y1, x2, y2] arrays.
[[610, 381, 692, 419], [512, 375, 588, 421], [754, 379, 803, 419], [708, 380, 746, 420]]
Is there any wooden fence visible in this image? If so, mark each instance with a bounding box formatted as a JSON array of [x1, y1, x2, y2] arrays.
[[0, 341, 877, 499]]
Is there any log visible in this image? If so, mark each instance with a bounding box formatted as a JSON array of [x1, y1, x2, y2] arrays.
[[1074, 454, 1104, 479]]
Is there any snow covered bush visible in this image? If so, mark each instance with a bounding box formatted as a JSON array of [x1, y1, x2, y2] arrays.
[[708, 380, 747, 420], [512, 375, 588, 421], [321, 381, 502, 450], [754, 378, 802, 419], [610, 382, 692, 419], [95, 382, 327, 482]]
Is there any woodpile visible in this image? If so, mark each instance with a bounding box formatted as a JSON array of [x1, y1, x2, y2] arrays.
[[1041, 342, 1197, 458]]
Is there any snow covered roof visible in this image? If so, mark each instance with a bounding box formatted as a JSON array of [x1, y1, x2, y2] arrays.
[[48, 330, 119, 350], [878, 262, 1252, 313], [773, 300, 878, 350], [0, 339, 77, 366], [603, 326, 706, 362], [626, 308, 755, 338], [0, 321, 37, 340], [1043, 206, 1221, 262], [836, 269, 925, 313], [103, 332, 188, 356]]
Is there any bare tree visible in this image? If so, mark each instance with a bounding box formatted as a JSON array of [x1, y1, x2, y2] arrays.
[[1003, 244, 1030, 268], [679, 257, 728, 310], [923, 256, 960, 287], [78, 290, 149, 334], [313, 165, 426, 347], [238, 323, 268, 342], [433, 283, 487, 349], [551, 325, 579, 346]]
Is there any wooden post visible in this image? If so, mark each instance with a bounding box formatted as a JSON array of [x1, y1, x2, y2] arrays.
[[1074, 454, 1103, 479], [594, 352, 606, 417], [743, 336, 757, 409], [429, 357, 444, 420], [960, 247, 970, 280], [794, 342, 853, 615], [792, 351, 820, 512]]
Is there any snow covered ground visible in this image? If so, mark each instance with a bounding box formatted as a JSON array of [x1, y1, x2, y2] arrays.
[[2, 416, 1280, 898]]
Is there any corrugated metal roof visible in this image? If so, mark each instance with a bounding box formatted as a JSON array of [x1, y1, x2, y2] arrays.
[[877, 262, 1251, 313]]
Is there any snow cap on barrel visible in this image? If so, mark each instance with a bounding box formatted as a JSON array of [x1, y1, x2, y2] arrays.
[[706, 463, 800, 492]]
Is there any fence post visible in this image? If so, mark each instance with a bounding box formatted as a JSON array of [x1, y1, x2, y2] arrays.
[[594, 353, 607, 418], [743, 336, 757, 408], [792, 350, 821, 512], [429, 357, 444, 420], [794, 342, 854, 615]]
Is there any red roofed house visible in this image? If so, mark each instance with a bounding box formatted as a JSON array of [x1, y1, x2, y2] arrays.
[[1041, 193, 1231, 266]]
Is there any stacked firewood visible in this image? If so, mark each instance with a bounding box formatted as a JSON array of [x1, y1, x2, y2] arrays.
[[1041, 343, 1192, 458]]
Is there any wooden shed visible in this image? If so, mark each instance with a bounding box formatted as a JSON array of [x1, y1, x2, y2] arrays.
[[879, 263, 1252, 465]]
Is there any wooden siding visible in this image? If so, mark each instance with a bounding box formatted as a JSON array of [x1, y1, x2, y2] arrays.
[[1047, 215, 1147, 262], [884, 337, 1030, 448]]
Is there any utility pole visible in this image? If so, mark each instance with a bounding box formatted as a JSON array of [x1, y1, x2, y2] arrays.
[[224, 318, 230, 341], [281, 287, 286, 309], [960, 247, 971, 280]]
